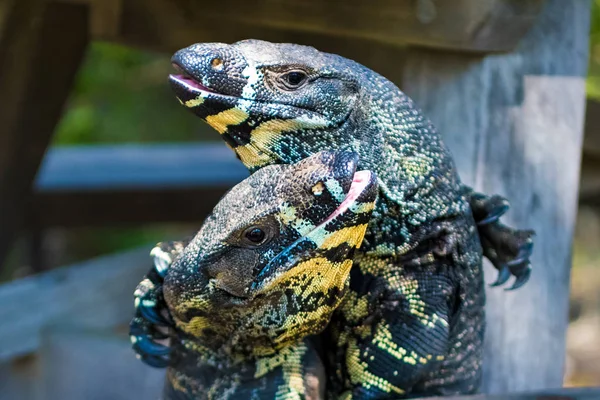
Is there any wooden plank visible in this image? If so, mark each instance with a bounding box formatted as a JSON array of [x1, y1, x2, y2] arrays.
[[34, 144, 247, 191], [26, 144, 248, 227], [0, 2, 89, 269], [1, 329, 165, 400], [402, 0, 590, 394], [39, 327, 164, 400], [422, 387, 600, 400], [91, 0, 544, 53], [0, 246, 154, 362]]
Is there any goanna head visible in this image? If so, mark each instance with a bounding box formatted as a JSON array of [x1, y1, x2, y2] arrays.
[[163, 151, 378, 359], [169, 40, 372, 172]]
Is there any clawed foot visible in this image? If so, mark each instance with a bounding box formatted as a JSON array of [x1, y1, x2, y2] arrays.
[[129, 242, 186, 368], [469, 192, 535, 291]]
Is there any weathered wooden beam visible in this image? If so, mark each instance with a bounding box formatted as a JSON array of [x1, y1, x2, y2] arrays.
[[35, 144, 247, 192], [0, 2, 89, 269], [0, 246, 153, 362], [39, 326, 164, 400], [402, 0, 590, 394], [121, 0, 545, 53], [54, 0, 544, 54]]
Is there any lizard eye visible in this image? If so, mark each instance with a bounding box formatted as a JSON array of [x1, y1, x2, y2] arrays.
[[280, 70, 308, 89], [311, 181, 325, 196], [243, 227, 267, 245], [211, 57, 224, 71], [235, 218, 278, 248]]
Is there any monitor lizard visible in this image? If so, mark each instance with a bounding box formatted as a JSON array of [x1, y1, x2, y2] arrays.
[[130, 151, 378, 399], [138, 39, 534, 398]]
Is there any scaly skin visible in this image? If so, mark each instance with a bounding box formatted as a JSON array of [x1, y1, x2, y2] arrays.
[[167, 40, 535, 399], [130, 151, 378, 399]]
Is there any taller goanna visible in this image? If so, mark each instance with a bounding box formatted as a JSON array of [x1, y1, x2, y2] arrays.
[[165, 39, 534, 398]]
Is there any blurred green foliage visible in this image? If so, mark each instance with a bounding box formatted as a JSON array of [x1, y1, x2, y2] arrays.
[[53, 42, 214, 145]]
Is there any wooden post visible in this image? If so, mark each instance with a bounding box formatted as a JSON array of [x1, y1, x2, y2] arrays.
[[0, 2, 89, 270], [100, 0, 544, 53], [402, 0, 590, 393]]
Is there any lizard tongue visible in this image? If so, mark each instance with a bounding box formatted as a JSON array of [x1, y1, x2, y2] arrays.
[[319, 170, 373, 227], [170, 74, 216, 93], [251, 170, 377, 291]]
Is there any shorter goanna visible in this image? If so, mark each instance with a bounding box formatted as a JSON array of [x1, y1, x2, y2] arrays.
[[130, 151, 378, 399]]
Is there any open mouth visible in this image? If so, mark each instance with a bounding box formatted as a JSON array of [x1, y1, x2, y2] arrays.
[[168, 63, 338, 124], [170, 63, 218, 94], [318, 170, 375, 228], [170, 74, 214, 93]]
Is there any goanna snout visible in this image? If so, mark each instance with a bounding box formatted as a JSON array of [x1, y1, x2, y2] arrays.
[[171, 42, 248, 97]]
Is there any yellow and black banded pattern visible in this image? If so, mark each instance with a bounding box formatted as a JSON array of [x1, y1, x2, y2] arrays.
[[161, 151, 378, 399], [169, 40, 534, 399]]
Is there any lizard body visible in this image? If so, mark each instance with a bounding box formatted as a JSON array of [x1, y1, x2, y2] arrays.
[[165, 40, 534, 399], [130, 151, 378, 399]]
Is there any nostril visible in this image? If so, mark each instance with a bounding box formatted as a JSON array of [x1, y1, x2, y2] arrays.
[[171, 63, 184, 73], [171, 63, 193, 79], [171, 63, 197, 82]]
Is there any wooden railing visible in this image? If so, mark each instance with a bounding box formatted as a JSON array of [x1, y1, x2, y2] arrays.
[[0, 253, 598, 399], [31, 143, 247, 227]]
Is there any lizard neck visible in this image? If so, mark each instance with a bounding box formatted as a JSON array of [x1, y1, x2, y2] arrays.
[[338, 71, 467, 254], [355, 69, 461, 203]]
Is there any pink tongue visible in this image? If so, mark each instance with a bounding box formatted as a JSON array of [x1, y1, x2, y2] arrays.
[[320, 170, 371, 226], [171, 74, 212, 92]]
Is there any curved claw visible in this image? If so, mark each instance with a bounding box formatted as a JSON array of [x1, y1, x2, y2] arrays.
[[489, 265, 511, 287], [140, 354, 170, 368], [505, 264, 532, 291], [506, 241, 534, 267], [139, 300, 171, 326], [471, 193, 510, 226], [477, 202, 510, 226], [130, 240, 189, 368], [129, 317, 169, 338], [131, 335, 171, 357], [148, 328, 170, 340]]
